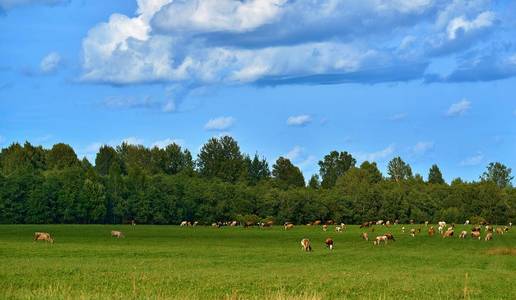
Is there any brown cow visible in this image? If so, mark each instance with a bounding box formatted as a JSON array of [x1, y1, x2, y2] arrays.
[[410, 229, 416, 237], [111, 230, 124, 238], [384, 233, 395, 241], [313, 220, 322, 226], [359, 222, 370, 228], [284, 223, 294, 230], [301, 238, 312, 251], [471, 231, 481, 240], [325, 238, 334, 250], [459, 230, 467, 239], [34, 232, 54, 243], [322, 224, 328, 231], [428, 226, 435, 237], [361, 232, 369, 241], [495, 227, 504, 235], [442, 229, 454, 238], [485, 232, 493, 241]]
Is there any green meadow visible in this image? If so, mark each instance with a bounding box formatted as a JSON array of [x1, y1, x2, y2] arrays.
[[0, 224, 515, 300]]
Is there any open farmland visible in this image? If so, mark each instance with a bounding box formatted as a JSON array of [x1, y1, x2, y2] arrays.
[[0, 224, 515, 299]]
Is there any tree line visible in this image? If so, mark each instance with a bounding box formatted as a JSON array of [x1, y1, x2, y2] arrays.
[[0, 136, 514, 225]]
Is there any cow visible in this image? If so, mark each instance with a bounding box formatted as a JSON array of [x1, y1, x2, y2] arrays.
[[284, 223, 294, 230], [459, 230, 467, 239], [211, 223, 220, 228], [261, 220, 274, 228], [111, 230, 124, 238], [376, 220, 384, 225], [471, 231, 481, 240], [361, 232, 369, 241], [313, 220, 322, 226], [374, 235, 388, 245], [410, 219, 415, 225], [359, 222, 370, 228], [401, 226, 405, 233], [335, 226, 342, 232], [326, 220, 334, 225], [510, 222, 513, 227], [464, 220, 470, 225], [485, 225, 493, 232], [193, 221, 199, 227], [34, 232, 54, 244], [301, 238, 312, 251], [442, 229, 454, 238], [428, 226, 435, 237], [385, 221, 391, 226], [424, 221, 429, 226], [131, 220, 136, 226], [485, 232, 493, 241], [384, 233, 395, 241], [504, 226, 510, 232], [325, 238, 334, 250], [410, 229, 416, 237], [322, 224, 328, 231], [180, 221, 188, 227], [495, 227, 504, 235]]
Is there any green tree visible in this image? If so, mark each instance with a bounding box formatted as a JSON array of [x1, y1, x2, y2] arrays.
[[480, 162, 513, 188], [197, 136, 246, 183], [428, 164, 445, 184], [272, 157, 305, 189], [318, 151, 356, 188], [47, 143, 79, 170], [246, 153, 270, 185], [359, 161, 383, 184], [95, 145, 119, 176], [308, 174, 321, 189], [387, 156, 412, 182]]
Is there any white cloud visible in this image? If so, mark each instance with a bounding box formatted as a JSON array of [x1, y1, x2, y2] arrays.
[[446, 99, 471, 117], [287, 115, 312, 126], [412, 141, 434, 155], [122, 137, 144, 145], [204, 116, 235, 131], [162, 100, 175, 112], [285, 146, 303, 161], [460, 153, 484, 166], [40, 52, 61, 73], [151, 138, 184, 149], [356, 145, 395, 162], [388, 113, 407, 121], [446, 11, 495, 40]]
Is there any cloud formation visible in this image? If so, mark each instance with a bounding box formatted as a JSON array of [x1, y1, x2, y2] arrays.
[[287, 115, 311, 126], [80, 0, 512, 88], [204, 116, 235, 131], [460, 153, 484, 166], [446, 99, 471, 117], [40, 52, 61, 73], [356, 144, 395, 162]]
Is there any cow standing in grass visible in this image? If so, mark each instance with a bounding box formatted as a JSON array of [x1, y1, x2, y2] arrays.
[[111, 230, 124, 238], [485, 232, 493, 241], [410, 229, 416, 237], [459, 231, 467, 239], [34, 232, 54, 244], [284, 223, 294, 230], [325, 238, 334, 250], [373, 235, 388, 245], [301, 238, 312, 252], [322, 224, 328, 232], [361, 232, 369, 241], [384, 233, 395, 241], [428, 226, 435, 237], [443, 229, 454, 238]]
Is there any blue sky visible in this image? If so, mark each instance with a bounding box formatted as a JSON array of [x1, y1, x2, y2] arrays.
[[1, 0, 516, 183]]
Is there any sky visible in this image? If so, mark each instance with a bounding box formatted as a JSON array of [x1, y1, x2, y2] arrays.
[[1, 0, 516, 183]]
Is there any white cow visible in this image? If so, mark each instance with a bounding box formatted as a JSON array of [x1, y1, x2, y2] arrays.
[[464, 220, 470, 225]]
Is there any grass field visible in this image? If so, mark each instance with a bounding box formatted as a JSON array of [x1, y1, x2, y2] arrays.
[[0, 224, 515, 300]]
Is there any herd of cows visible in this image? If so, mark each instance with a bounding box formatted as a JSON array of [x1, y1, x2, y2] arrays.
[[31, 220, 513, 252]]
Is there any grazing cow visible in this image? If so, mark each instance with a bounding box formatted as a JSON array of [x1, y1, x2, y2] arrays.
[[471, 231, 481, 240], [361, 232, 369, 241], [438, 221, 446, 228], [180, 221, 188, 227], [34, 232, 54, 244], [211, 223, 220, 228], [301, 238, 312, 252], [230, 221, 238, 226], [359, 222, 370, 228], [111, 230, 124, 238], [376, 220, 384, 225], [261, 220, 273, 228], [322, 224, 328, 231], [193, 221, 199, 227], [284, 223, 294, 230], [428, 226, 435, 237], [326, 220, 334, 225], [442, 229, 454, 238], [410, 229, 416, 237], [335, 226, 342, 232], [325, 238, 334, 250], [424, 221, 429, 226], [313, 220, 322, 226], [503, 226, 510, 232], [374, 235, 388, 245], [496, 227, 504, 235], [459, 230, 467, 239], [394, 219, 399, 225], [402, 226, 405, 233], [306, 223, 313, 226], [384, 233, 395, 241], [464, 220, 470, 225], [509, 222, 512, 227], [385, 221, 391, 226], [485, 232, 493, 241], [485, 225, 493, 232], [410, 219, 415, 225]]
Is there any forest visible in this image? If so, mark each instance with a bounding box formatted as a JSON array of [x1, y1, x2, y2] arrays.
[[0, 136, 514, 225]]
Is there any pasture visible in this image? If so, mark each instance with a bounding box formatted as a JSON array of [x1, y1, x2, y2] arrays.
[[0, 224, 515, 299]]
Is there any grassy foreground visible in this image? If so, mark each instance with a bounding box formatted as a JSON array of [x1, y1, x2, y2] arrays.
[[0, 224, 515, 300]]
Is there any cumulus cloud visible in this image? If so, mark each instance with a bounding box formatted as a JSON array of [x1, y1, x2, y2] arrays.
[[40, 52, 61, 73], [287, 115, 311, 126], [0, 0, 68, 12], [204, 116, 235, 131], [79, 0, 511, 87], [460, 153, 484, 166], [446, 99, 471, 117], [356, 144, 395, 162], [412, 141, 434, 155], [285, 145, 303, 161]]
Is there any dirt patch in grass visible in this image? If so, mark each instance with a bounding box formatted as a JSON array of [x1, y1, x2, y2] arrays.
[[485, 247, 516, 256]]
